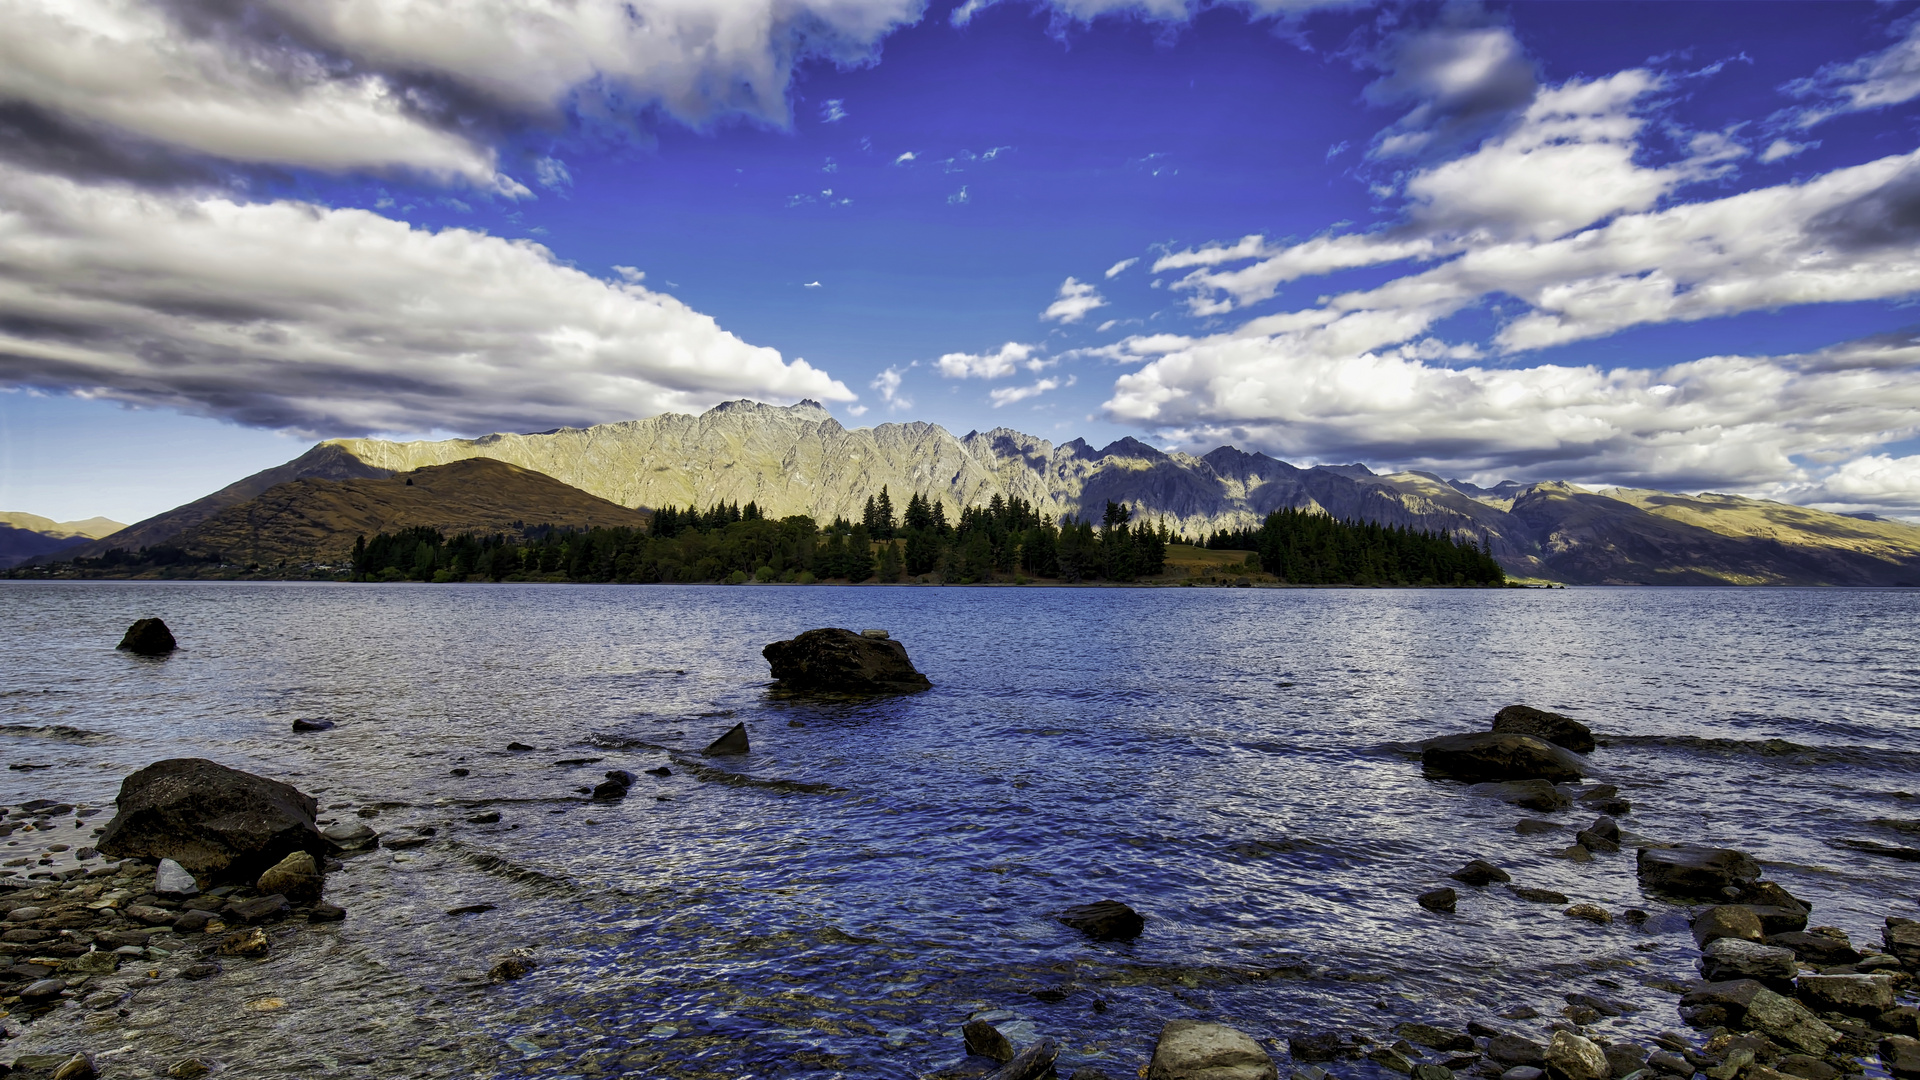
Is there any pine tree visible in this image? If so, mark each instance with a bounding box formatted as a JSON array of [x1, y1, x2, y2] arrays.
[[875, 486, 896, 539]]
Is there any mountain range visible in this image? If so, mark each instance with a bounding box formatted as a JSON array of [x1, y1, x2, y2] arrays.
[[0, 512, 126, 570], [23, 399, 1920, 585]]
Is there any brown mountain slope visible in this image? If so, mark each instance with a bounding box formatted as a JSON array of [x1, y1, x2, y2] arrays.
[[169, 458, 652, 566]]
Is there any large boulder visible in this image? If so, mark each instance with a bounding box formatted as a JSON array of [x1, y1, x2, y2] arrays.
[[1679, 981, 1839, 1055], [1491, 705, 1595, 754], [1798, 974, 1896, 1016], [96, 759, 330, 881], [1148, 1021, 1277, 1080], [1059, 900, 1145, 941], [1544, 1032, 1608, 1080], [762, 628, 931, 693], [117, 618, 177, 656], [1636, 846, 1761, 900], [1887, 919, 1920, 968], [1700, 938, 1798, 984], [1422, 734, 1586, 783]]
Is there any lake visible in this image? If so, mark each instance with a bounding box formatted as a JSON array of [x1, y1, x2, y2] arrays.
[[2, 582, 1917, 1079]]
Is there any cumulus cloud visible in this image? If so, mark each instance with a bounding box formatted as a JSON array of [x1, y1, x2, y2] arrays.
[[0, 166, 852, 436], [1041, 277, 1108, 323], [949, 0, 1364, 29], [1785, 15, 1920, 128], [0, 0, 923, 188], [937, 342, 1039, 379], [1105, 329, 1920, 494], [1791, 453, 1920, 515], [1364, 18, 1539, 162], [871, 365, 911, 410]]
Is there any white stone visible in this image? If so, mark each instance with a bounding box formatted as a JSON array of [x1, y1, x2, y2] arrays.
[[155, 858, 198, 897], [1148, 1020, 1278, 1080]]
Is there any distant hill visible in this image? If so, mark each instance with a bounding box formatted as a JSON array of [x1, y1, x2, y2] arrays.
[[0, 512, 128, 569], [29, 399, 1920, 585], [151, 458, 653, 567]]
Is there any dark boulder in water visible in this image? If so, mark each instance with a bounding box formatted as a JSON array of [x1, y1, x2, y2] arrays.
[[290, 718, 335, 732], [1636, 846, 1761, 899], [97, 758, 330, 881], [1450, 860, 1511, 886], [1491, 705, 1594, 754], [762, 628, 931, 693], [1422, 734, 1586, 783], [117, 618, 177, 656], [1418, 887, 1458, 913], [1058, 899, 1145, 941], [703, 723, 750, 756]]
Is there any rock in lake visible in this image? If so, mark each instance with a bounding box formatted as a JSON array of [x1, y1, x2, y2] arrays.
[[1700, 939, 1798, 984], [321, 821, 378, 851], [1450, 860, 1512, 886], [964, 1018, 1016, 1063], [1422, 734, 1586, 783], [97, 758, 330, 882], [217, 927, 271, 957], [1885, 918, 1920, 968], [117, 617, 177, 656], [1693, 906, 1766, 947], [1798, 974, 1896, 1015], [1148, 1021, 1278, 1080], [702, 723, 750, 756], [1882, 1035, 1920, 1078], [1397, 1024, 1474, 1053], [257, 850, 322, 902], [1635, 846, 1761, 900], [156, 858, 199, 898], [1491, 706, 1596, 755], [1767, 930, 1860, 966], [1059, 900, 1145, 941], [1544, 1032, 1609, 1080], [290, 718, 335, 732], [1418, 888, 1458, 913], [986, 1037, 1060, 1080], [762, 628, 932, 693], [51, 1053, 96, 1080]]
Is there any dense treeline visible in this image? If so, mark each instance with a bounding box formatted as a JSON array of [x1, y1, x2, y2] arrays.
[[348, 487, 1174, 584], [1204, 508, 1505, 586]]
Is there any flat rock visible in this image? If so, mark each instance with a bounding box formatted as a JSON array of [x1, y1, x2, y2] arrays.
[[1059, 899, 1144, 941], [1768, 930, 1860, 966], [1148, 1020, 1278, 1080], [1491, 705, 1596, 754], [97, 758, 330, 882], [1422, 734, 1586, 783], [1451, 860, 1512, 887], [1701, 938, 1798, 984], [290, 718, 335, 732], [1488, 1035, 1546, 1067], [1398, 1024, 1473, 1052], [1798, 973, 1896, 1015], [762, 628, 932, 693], [226, 894, 291, 925], [1883, 1035, 1920, 1078], [117, 618, 177, 656], [321, 821, 378, 850], [1635, 846, 1761, 900], [1509, 886, 1569, 904]]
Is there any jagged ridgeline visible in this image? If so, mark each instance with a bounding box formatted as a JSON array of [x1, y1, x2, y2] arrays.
[[1206, 509, 1505, 587]]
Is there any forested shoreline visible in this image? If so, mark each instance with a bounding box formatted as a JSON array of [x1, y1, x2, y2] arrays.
[[347, 491, 1506, 587]]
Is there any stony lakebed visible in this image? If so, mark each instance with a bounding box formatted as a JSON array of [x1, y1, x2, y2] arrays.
[[1, 583, 1918, 1080]]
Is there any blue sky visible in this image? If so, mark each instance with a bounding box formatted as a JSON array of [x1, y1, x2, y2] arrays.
[[3, 0, 1920, 522]]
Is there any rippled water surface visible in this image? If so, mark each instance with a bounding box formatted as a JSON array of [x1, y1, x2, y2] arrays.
[[3, 582, 1918, 1079]]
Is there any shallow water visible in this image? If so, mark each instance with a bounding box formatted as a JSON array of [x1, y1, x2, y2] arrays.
[[2, 582, 1918, 1079]]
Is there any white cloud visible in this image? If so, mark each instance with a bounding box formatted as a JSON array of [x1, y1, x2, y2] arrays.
[[1104, 257, 1139, 278], [1364, 20, 1538, 162], [893, 151, 917, 165], [1042, 277, 1107, 324], [533, 156, 572, 190], [1759, 139, 1817, 164], [990, 376, 1066, 407], [871, 365, 911, 410], [0, 165, 852, 436], [948, 185, 970, 204], [1785, 16, 1920, 128], [1792, 453, 1920, 514], [0, 0, 921, 187], [1105, 329, 1920, 496], [821, 99, 848, 124], [936, 342, 1037, 379], [804, 280, 822, 288]]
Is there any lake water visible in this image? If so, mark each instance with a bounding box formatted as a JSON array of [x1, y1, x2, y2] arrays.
[[2, 582, 1918, 1079]]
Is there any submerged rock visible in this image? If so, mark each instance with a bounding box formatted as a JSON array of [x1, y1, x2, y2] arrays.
[[762, 628, 932, 693], [1635, 846, 1761, 900], [321, 821, 378, 851], [1148, 1021, 1277, 1080], [1422, 734, 1586, 783], [290, 718, 335, 732], [97, 758, 331, 881], [1491, 705, 1596, 755], [1059, 900, 1145, 941], [1470, 780, 1572, 812], [117, 618, 177, 656]]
